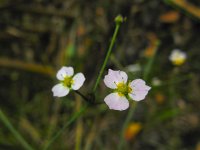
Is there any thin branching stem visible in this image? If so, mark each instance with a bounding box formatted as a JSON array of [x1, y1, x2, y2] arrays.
[[44, 15, 124, 150], [92, 15, 124, 94], [75, 91, 104, 105], [75, 91, 90, 103]]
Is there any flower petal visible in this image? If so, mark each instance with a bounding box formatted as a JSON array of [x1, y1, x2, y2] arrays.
[[129, 79, 151, 101], [104, 93, 129, 111], [71, 73, 85, 90], [104, 69, 128, 89], [56, 66, 74, 80], [52, 83, 70, 97]]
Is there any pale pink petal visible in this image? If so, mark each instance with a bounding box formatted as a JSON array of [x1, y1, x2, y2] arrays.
[[129, 79, 151, 101], [71, 73, 85, 90], [104, 93, 129, 111], [104, 74, 117, 89], [52, 83, 70, 97], [104, 69, 128, 89], [56, 66, 74, 81]]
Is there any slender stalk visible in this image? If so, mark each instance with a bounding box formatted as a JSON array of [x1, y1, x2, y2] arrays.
[[75, 91, 91, 103], [43, 105, 87, 150], [92, 15, 124, 93], [0, 109, 34, 150], [75, 91, 104, 105], [118, 103, 137, 150]]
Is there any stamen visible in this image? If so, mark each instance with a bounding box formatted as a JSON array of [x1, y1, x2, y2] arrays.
[[63, 76, 73, 87], [116, 82, 129, 96]]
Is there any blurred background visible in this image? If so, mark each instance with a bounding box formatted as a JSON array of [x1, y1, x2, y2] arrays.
[[0, 0, 200, 149]]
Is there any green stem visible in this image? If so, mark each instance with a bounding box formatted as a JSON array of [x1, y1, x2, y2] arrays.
[[92, 15, 123, 93], [75, 91, 103, 105], [118, 103, 137, 150], [75, 91, 91, 103], [43, 105, 87, 150], [0, 109, 34, 150]]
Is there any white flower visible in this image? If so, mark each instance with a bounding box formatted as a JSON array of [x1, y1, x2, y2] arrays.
[[169, 49, 187, 66], [103, 69, 151, 111], [52, 66, 85, 97]]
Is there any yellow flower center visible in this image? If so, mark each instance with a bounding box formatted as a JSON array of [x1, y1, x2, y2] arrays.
[[172, 58, 186, 66], [116, 82, 132, 96], [62, 76, 74, 88]]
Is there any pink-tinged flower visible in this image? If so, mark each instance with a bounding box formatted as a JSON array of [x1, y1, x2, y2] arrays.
[[52, 66, 85, 97], [104, 69, 151, 111]]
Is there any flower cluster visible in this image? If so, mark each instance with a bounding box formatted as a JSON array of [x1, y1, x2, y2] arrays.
[[52, 66, 151, 111]]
